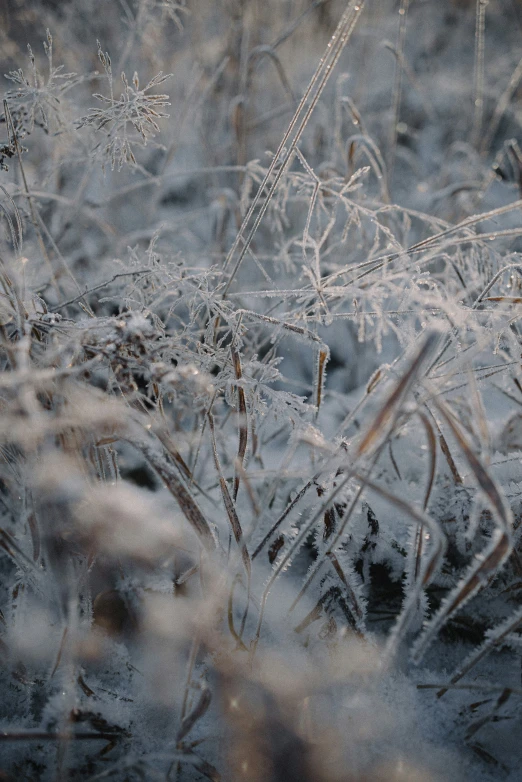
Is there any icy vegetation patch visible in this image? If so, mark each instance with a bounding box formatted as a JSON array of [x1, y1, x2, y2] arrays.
[[1, 0, 522, 779]]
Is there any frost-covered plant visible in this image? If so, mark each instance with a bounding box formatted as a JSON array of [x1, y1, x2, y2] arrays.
[[4, 29, 79, 136], [1, 0, 522, 779], [77, 42, 172, 170]]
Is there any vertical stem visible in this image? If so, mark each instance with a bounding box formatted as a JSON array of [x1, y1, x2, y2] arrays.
[[388, 0, 409, 177], [472, 0, 488, 148], [222, 0, 366, 297]]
